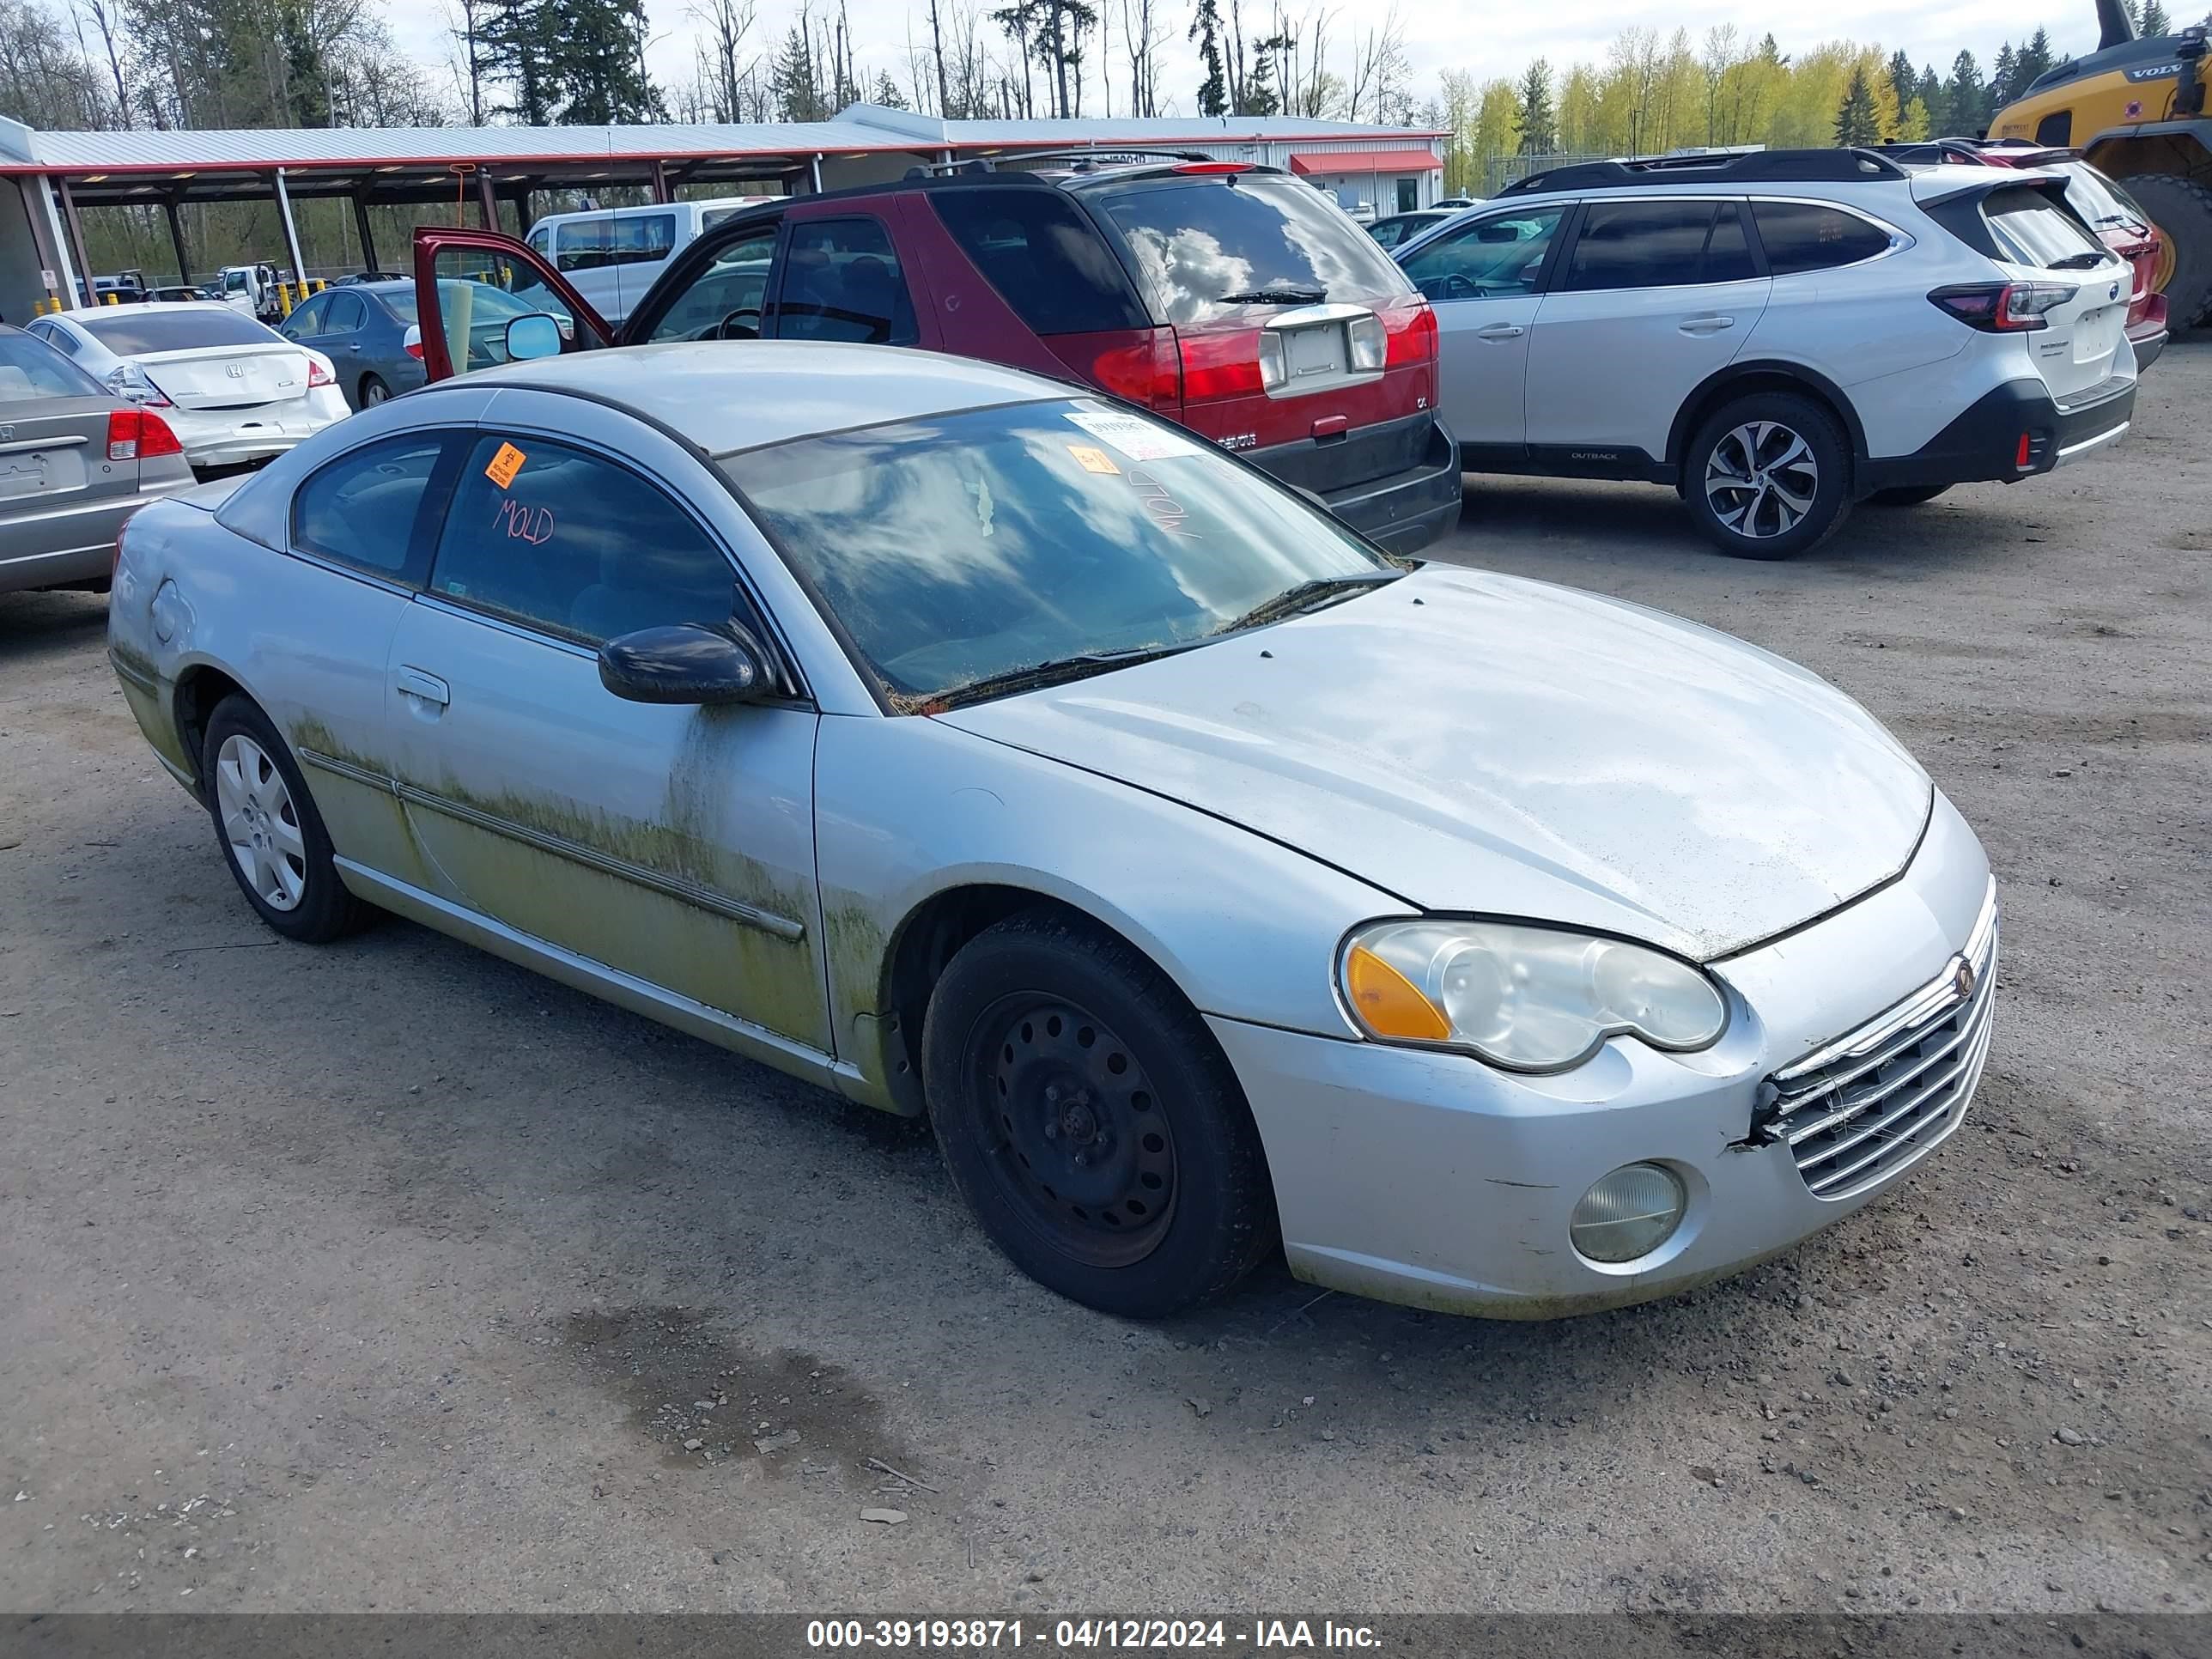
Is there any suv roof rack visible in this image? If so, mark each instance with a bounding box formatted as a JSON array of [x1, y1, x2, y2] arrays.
[[1498, 147, 1909, 197], [905, 147, 1218, 179]]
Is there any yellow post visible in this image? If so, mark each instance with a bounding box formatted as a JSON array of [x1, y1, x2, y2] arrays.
[[311, 277, 325, 294], [103, 291, 118, 304], [276, 282, 294, 317]]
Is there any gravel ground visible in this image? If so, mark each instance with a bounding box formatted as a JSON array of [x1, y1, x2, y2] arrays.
[[2, 344, 2208, 1617]]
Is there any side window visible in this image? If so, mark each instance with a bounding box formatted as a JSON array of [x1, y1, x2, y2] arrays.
[[928, 190, 1149, 334], [1399, 208, 1565, 301], [291, 433, 454, 583], [644, 224, 781, 342], [428, 248, 587, 376], [32, 321, 83, 359], [428, 435, 738, 644], [773, 216, 918, 345], [1752, 203, 1894, 276], [1703, 204, 1757, 284], [611, 212, 676, 266], [556, 217, 615, 272], [323, 291, 365, 332], [527, 224, 550, 257], [282, 295, 326, 337], [1561, 200, 1723, 291]]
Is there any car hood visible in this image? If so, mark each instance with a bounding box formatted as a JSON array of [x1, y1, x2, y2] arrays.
[[935, 567, 1931, 961]]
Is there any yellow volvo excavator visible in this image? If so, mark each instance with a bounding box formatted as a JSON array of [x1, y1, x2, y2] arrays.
[[1988, 0, 2212, 326]]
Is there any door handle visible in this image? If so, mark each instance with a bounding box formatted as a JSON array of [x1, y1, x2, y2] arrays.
[[1474, 324, 1525, 341], [1679, 316, 1735, 335], [395, 665, 450, 708], [347, 342, 362, 351]]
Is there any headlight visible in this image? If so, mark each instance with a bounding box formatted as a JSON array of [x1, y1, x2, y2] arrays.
[[1340, 919, 1728, 1071]]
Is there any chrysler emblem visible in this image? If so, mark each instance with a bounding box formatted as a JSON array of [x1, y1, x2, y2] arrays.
[[225, 362, 247, 379], [1952, 957, 1977, 1001]]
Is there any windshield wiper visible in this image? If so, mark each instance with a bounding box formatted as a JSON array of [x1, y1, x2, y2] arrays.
[[1215, 571, 1401, 635], [923, 643, 1196, 712], [2046, 251, 2112, 270], [1218, 286, 1328, 305]]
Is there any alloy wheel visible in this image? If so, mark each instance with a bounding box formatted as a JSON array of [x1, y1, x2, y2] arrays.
[[970, 995, 1177, 1268], [215, 733, 307, 911], [1705, 421, 1820, 541]]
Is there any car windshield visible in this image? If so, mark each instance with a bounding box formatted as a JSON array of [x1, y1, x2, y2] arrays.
[[76, 307, 276, 354], [0, 331, 106, 401], [1092, 174, 1413, 325], [721, 398, 1395, 708]]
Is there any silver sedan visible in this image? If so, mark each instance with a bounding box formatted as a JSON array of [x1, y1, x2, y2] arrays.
[[107, 339, 1998, 1320]]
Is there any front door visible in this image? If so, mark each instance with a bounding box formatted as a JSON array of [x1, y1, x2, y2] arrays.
[[768, 203, 936, 348], [1395, 204, 1568, 455], [410, 227, 613, 381], [380, 410, 829, 1051], [1522, 198, 1772, 467]]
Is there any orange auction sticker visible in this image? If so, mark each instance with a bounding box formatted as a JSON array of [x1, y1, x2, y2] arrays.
[[1066, 444, 1120, 475], [484, 441, 527, 488]]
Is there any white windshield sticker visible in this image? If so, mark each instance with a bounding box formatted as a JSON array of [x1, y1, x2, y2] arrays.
[[1064, 410, 1202, 462]]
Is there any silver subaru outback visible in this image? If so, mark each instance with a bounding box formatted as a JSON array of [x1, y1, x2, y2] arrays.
[[107, 338, 1996, 1322]]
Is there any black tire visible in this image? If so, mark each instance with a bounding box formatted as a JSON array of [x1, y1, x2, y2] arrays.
[[2121, 172, 2212, 331], [1868, 483, 1953, 507], [201, 695, 372, 943], [357, 373, 391, 407], [1683, 390, 1853, 561], [922, 908, 1277, 1318]]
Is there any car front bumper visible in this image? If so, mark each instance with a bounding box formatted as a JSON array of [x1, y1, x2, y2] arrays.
[[1212, 793, 1996, 1319], [1859, 373, 2135, 493]]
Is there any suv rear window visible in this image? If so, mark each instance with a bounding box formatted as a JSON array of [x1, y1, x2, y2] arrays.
[[1982, 185, 2107, 267], [930, 189, 1149, 335], [1090, 174, 1412, 326], [2052, 163, 2150, 234], [1750, 203, 1894, 276]]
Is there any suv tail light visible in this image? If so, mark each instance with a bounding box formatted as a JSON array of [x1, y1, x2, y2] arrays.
[[1088, 328, 1182, 409], [1378, 299, 1437, 367], [1181, 327, 1273, 400], [307, 355, 337, 388], [1929, 281, 2077, 331], [106, 408, 182, 462]]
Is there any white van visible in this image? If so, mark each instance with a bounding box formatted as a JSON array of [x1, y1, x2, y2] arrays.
[[524, 198, 778, 325]]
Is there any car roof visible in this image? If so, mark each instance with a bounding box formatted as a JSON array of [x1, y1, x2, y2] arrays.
[[51, 300, 241, 323], [442, 340, 1072, 455]]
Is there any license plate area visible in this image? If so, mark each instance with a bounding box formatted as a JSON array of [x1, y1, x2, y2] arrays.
[[2073, 304, 2122, 363], [0, 449, 87, 501], [1261, 301, 1382, 400]]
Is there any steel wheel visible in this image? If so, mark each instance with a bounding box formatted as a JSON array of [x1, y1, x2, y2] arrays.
[[1704, 420, 1820, 542], [969, 994, 1176, 1269], [214, 732, 307, 912]]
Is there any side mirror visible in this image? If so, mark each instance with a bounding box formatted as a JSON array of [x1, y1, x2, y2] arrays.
[[598, 622, 769, 706], [505, 313, 563, 361]]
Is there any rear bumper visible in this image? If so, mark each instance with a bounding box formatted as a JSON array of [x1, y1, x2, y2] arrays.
[[1858, 373, 2135, 493], [2126, 304, 2167, 373], [166, 387, 349, 469], [0, 478, 191, 594], [1247, 412, 1463, 556]]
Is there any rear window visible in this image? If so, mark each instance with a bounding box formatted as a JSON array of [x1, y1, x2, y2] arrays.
[[0, 331, 106, 402], [1091, 174, 1412, 326], [556, 212, 676, 271], [2054, 163, 2150, 233], [1750, 203, 1894, 276], [76, 308, 276, 355], [930, 189, 1149, 335], [1982, 185, 2106, 267]]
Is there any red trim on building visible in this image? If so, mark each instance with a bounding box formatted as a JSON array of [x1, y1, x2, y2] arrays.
[[1285, 148, 1441, 177]]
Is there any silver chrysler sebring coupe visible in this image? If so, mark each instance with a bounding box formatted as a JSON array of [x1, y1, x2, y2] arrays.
[[108, 340, 1998, 1321]]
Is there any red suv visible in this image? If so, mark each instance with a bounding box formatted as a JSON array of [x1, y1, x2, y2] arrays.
[[410, 157, 1462, 553]]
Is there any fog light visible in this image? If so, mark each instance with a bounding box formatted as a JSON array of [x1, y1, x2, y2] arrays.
[[1571, 1164, 1686, 1263]]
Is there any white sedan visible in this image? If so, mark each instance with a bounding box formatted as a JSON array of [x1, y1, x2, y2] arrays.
[[24, 302, 349, 471]]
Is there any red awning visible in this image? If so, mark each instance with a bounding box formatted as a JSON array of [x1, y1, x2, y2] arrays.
[[1285, 149, 1440, 177]]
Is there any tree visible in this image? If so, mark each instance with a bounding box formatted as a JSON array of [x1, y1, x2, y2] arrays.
[[1946, 50, 1984, 135], [1515, 57, 1554, 153], [2014, 27, 2055, 90], [1832, 62, 1880, 145], [1989, 43, 2016, 112], [2142, 0, 2172, 32], [1885, 47, 1914, 119], [770, 15, 824, 119], [553, 0, 660, 123], [1188, 0, 1225, 116]]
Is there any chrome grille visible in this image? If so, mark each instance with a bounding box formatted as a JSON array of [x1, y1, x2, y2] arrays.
[[1765, 881, 1998, 1202]]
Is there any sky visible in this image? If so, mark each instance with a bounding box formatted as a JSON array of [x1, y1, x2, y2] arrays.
[[385, 0, 2106, 123]]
